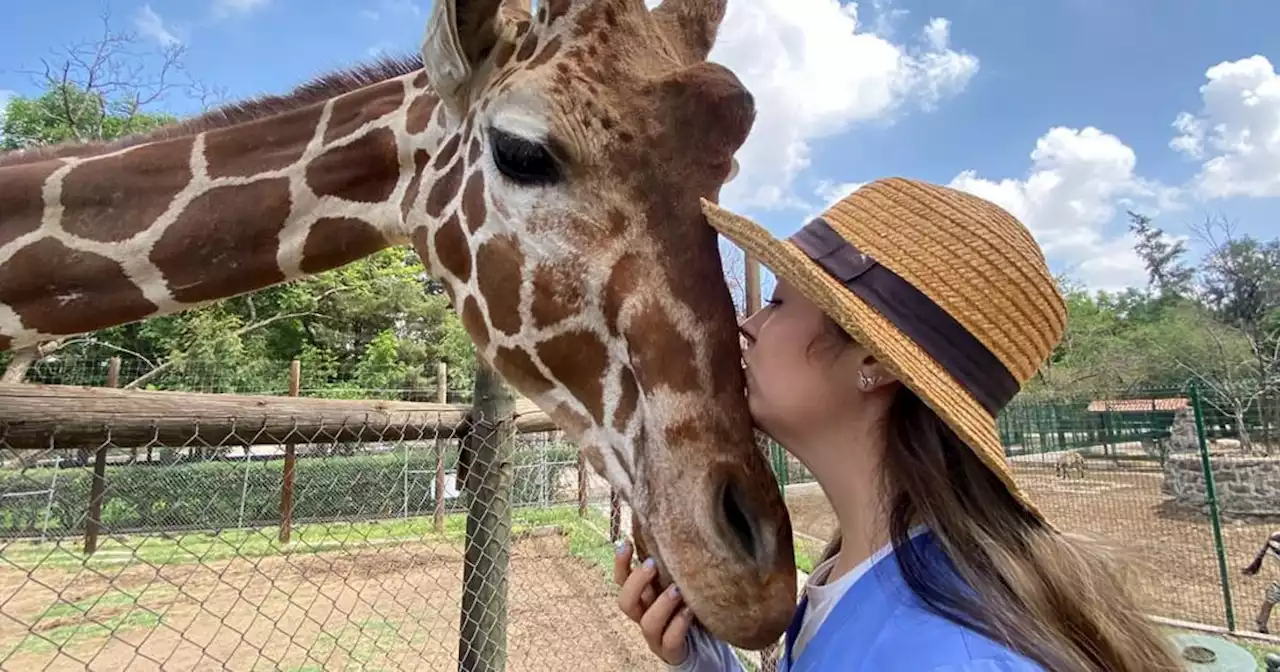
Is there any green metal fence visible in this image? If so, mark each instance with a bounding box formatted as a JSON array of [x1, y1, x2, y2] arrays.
[[9, 353, 1280, 644]]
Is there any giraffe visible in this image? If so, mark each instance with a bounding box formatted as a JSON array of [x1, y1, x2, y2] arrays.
[[0, 0, 796, 651]]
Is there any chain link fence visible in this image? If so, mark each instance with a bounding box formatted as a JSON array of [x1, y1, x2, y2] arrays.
[[990, 382, 1280, 639], [0, 357, 802, 671], [9, 352, 1279, 668]]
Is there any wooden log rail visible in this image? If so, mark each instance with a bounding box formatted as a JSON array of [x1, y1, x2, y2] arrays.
[[0, 383, 556, 450]]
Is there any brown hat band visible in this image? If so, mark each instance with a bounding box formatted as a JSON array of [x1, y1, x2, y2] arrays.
[[789, 217, 1020, 415]]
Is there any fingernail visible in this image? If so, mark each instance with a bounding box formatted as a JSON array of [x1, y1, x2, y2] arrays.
[[669, 585, 680, 598], [643, 557, 655, 570], [615, 540, 627, 555]]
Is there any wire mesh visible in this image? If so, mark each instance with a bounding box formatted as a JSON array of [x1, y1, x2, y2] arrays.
[[8, 360, 1279, 669], [0, 410, 684, 671]]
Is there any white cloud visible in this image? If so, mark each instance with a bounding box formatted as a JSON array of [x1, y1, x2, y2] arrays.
[[361, 0, 421, 21], [135, 5, 180, 46], [645, 0, 978, 212], [213, 0, 270, 17], [948, 127, 1180, 292], [1171, 54, 1280, 199]]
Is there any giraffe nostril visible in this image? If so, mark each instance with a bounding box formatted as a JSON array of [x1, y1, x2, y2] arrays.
[[719, 476, 761, 564]]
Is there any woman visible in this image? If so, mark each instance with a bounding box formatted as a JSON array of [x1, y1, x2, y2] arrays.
[[613, 178, 1181, 671]]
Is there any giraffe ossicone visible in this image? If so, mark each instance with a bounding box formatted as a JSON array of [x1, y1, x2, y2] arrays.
[[0, 0, 796, 649]]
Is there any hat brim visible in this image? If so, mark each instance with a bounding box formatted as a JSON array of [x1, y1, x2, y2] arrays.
[[700, 198, 1050, 527]]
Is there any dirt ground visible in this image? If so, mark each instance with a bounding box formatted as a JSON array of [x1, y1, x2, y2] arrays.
[[783, 461, 1280, 631], [0, 533, 665, 671]]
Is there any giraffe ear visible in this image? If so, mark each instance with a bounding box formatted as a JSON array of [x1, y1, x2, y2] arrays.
[[650, 0, 728, 64], [422, 0, 515, 114]]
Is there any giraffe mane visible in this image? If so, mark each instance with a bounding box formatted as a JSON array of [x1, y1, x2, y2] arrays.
[[0, 53, 425, 168]]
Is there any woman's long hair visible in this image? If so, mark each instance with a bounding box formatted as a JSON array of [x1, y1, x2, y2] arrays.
[[813, 320, 1182, 671]]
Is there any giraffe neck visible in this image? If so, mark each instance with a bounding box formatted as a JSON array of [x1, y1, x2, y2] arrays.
[[0, 68, 456, 352]]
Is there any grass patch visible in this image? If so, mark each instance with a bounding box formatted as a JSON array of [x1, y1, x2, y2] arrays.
[[0, 504, 594, 572], [0, 588, 166, 658]]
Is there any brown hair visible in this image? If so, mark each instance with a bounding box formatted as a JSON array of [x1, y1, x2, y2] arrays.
[[811, 319, 1181, 671]]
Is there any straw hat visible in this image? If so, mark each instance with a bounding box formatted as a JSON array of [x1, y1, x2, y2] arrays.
[[701, 177, 1067, 523]]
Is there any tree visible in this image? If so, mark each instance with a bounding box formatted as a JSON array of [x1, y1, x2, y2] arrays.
[[1128, 210, 1195, 301], [1, 9, 217, 382]]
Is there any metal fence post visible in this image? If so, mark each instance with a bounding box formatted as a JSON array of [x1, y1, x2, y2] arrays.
[[458, 359, 514, 672], [1191, 380, 1236, 630]]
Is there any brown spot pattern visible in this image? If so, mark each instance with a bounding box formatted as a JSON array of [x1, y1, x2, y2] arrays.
[[0, 238, 157, 335], [433, 134, 462, 170], [603, 253, 642, 335], [461, 295, 489, 350], [614, 366, 639, 430], [425, 160, 464, 217], [323, 78, 405, 144], [461, 171, 487, 233], [300, 217, 386, 274], [664, 418, 706, 446], [527, 36, 562, 69], [530, 263, 582, 328], [467, 137, 482, 164], [546, 0, 571, 22], [493, 40, 517, 69], [205, 105, 323, 179], [494, 345, 553, 395], [516, 34, 539, 61], [306, 128, 400, 203], [0, 335, 10, 351], [0, 161, 61, 249], [434, 213, 472, 283], [536, 329, 608, 425], [59, 138, 194, 243], [399, 149, 431, 220], [606, 208, 628, 236], [152, 177, 292, 304], [406, 94, 439, 135], [625, 302, 700, 394], [412, 71, 429, 89], [475, 234, 524, 336]]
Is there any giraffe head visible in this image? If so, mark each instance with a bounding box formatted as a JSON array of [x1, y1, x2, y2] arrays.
[[410, 0, 795, 649]]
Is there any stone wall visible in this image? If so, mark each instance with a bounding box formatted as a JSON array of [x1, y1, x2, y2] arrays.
[[1163, 454, 1280, 517]]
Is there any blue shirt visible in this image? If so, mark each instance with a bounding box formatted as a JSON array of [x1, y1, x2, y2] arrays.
[[673, 530, 1044, 671]]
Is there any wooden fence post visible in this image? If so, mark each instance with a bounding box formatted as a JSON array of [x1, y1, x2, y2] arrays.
[[279, 360, 300, 544], [435, 361, 447, 533], [577, 449, 587, 518], [457, 358, 515, 672], [83, 357, 120, 556]]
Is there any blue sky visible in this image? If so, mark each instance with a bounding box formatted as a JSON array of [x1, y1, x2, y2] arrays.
[[3, 0, 1278, 296]]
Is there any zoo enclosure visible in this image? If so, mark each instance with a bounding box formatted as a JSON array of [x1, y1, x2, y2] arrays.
[[0, 358, 653, 672], [3, 353, 1279, 669], [997, 381, 1280, 639]]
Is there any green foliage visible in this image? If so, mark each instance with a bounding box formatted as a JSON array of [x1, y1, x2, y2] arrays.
[[0, 443, 578, 536], [0, 83, 174, 151]]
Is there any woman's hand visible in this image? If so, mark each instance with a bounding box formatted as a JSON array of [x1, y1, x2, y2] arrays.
[[614, 539, 697, 666]]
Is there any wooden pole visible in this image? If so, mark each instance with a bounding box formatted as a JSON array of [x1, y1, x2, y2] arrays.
[[279, 360, 300, 544], [577, 448, 587, 518], [435, 362, 447, 533], [458, 359, 515, 672], [83, 356, 120, 556], [745, 253, 762, 315], [0, 383, 554, 450]]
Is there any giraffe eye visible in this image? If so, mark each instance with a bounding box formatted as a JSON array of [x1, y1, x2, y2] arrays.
[[489, 127, 560, 186]]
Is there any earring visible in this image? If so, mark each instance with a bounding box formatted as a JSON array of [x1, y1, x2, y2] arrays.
[[859, 371, 879, 389]]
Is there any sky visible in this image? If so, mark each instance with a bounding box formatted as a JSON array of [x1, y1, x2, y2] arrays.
[[2, 0, 1278, 296]]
